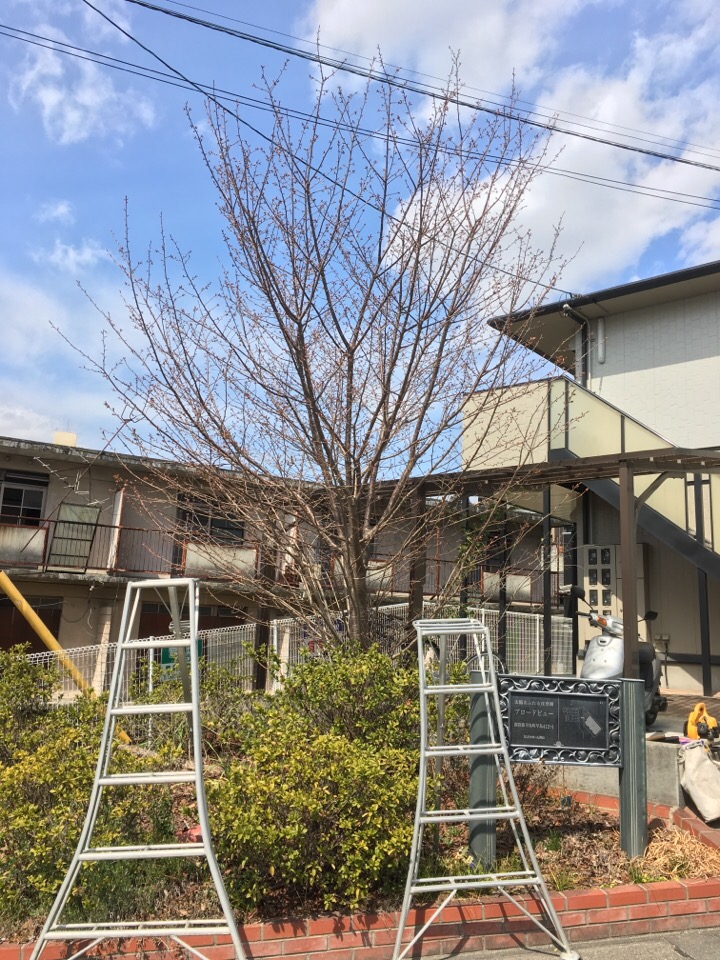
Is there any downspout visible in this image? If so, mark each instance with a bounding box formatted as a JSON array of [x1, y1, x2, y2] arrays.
[[562, 303, 591, 388]]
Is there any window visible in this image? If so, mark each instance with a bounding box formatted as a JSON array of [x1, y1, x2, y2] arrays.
[[179, 500, 244, 543], [0, 471, 48, 526]]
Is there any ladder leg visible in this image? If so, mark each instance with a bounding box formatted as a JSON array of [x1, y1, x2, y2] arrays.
[[394, 620, 580, 960], [30, 580, 247, 960]]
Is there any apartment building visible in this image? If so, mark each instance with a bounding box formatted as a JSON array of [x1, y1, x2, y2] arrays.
[[464, 259, 720, 695]]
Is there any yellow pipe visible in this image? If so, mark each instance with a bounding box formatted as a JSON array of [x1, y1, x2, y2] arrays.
[[0, 569, 89, 691], [0, 570, 130, 743]]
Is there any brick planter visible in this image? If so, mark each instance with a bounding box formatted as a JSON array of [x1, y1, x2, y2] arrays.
[[4, 797, 719, 960]]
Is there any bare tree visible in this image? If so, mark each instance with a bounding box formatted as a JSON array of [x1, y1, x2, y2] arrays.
[[88, 65, 563, 648]]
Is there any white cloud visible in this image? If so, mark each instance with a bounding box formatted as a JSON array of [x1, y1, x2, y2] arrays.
[[0, 272, 69, 362], [8, 24, 155, 145], [35, 199, 74, 224], [303, 0, 720, 292], [302, 0, 592, 92], [32, 238, 110, 273], [520, 11, 720, 290], [679, 217, 720, 265], [8, 0, 132, 43], [0, 268, 128, 447], [0, 403, 56, 444]]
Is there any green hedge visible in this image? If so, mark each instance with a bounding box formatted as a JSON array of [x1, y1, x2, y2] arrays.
[[0, 643, 421, 927]]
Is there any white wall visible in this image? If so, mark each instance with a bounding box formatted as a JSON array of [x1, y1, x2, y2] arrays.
[[586, 290, 720, 447]]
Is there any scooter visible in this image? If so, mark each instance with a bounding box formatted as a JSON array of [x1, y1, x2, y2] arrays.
[[570, 585, 667, 727]]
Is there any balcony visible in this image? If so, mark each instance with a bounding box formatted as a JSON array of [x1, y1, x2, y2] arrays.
[[0, 516, 260, 581]]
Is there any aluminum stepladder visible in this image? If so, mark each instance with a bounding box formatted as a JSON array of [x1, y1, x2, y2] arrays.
[[393, 619, 580, 960], [30, 578, 245, 960]]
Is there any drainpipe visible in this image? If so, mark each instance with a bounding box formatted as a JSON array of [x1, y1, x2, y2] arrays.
[[562, 303, 590, 388]]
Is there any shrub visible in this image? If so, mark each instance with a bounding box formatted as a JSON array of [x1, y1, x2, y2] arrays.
[[276, 643, 421, 750], [208, 717, 417, 915], [0, 645, 56, 761], [0, 656, 179, 928], [0, 642, 422, 926]]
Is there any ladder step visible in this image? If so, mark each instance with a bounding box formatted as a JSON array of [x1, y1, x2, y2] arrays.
[[46, 920, 231, 940], [420, 805, 519, 824], [98, 771, 197, 786], [415, 619, 483, 633], [411, 871, 539, 894], [78, 843, 206, 861], [110, 703, 194, 716], [423, 683, 494, 695], [122, 638, 192, 650], [425, 743, 503, 757]]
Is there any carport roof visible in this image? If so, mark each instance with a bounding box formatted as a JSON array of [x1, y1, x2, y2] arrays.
[[423, 447, 720, 496]]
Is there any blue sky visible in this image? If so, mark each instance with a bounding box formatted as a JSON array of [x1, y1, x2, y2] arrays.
[[2, 0, 720, 449]]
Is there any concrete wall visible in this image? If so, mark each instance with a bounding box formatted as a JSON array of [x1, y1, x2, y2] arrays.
[[551, 740, 684, 808]]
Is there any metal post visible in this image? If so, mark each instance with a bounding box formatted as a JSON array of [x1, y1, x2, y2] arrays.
[[408, 490, 427, 629], [619, 462, 639, 679], [458, 496, 470, 662], [542, 486, 552, 675], [469, 672, 496, 869], [693, 474, 713, 696], [564, 525, 579, 671], [498, 520, 508, 668], [619, 678, 647, 856]]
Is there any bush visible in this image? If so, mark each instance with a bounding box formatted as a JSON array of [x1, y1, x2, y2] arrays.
[[276, 643, 421, 750], [206, 646, 421, 916], [0, 642, 422, 926], [0, 657, 178, 928], [0, 645, 56, 761], [209, 719, 417, 914]]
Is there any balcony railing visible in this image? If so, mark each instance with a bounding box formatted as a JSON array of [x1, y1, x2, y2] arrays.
[[0, 517, 260, 580], [0, 517, 561, 606]]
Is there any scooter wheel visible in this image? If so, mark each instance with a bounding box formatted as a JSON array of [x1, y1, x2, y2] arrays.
[[645, 710, 658, 727]]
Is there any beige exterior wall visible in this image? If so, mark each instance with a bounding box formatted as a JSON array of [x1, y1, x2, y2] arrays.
[[462, 381, 556, 469], [578, 492, 720, 695]]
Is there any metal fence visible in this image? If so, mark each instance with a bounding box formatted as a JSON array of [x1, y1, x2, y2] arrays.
[[270, 602, 574, 682], [26, 622, 257, 702], [25, 605, 574, 703]]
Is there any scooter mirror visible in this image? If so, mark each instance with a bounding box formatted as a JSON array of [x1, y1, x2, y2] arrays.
[[570, 585, 586, 600], [643, 610, 658, 622]]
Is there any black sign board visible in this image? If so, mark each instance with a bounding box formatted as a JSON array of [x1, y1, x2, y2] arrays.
[[497, 676, 622, 766]]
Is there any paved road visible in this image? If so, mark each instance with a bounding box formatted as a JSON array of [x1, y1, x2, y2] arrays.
[[461, 926, 720, 959]]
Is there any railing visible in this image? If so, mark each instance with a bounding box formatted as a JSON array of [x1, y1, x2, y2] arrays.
[[26, 604, 574, 702], [466, 376, 720, 557], [26, 622, 257, 701], [0, 517, 261, 579], [271, 602, 574, 685], [0, 516, 563, 613]]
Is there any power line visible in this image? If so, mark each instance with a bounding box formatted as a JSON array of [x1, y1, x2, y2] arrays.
[[154, 0, 720, 163], [2, 24, 718, 213], [82, 0, 579, 307], [122, 0, 720, 176]]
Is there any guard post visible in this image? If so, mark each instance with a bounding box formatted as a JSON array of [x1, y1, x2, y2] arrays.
[[469, 670, 496, 868]]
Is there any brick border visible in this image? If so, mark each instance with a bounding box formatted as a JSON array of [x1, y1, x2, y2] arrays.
[[4, 795, 719, 960]]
